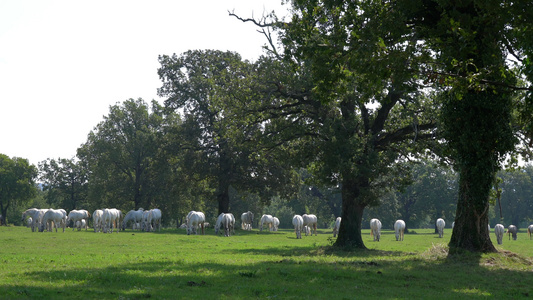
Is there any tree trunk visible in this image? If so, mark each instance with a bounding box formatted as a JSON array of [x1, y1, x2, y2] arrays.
[[449, 166, 495, 253], [444, 91, 513, 253], [0, 205, 8, 225], [334, 178, 367, 249], [217, 184, 230, 215]]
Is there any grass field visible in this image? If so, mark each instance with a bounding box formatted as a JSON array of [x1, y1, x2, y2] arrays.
[[1, 226, 532, 299]]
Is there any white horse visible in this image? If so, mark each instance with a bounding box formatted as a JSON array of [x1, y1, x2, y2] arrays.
[[92, 209, 103, 232], [67, 210, 90, 231], [436, 218, 445, 238], [333, 217, 341, 238], [102, 208, 122, 233], [241, 211, 254, 230], [302, 214, 318, 236], [292, 215, 303, 239], [394, 219, 406, 241], [22, 208, 45, 232], [222, 213, 233, 237], [370, 218, 382, 241], [122, 208, 144, 231], [260, 214, 274, 231], [528, 224, 533, 240], [187, 211, 205, 235], [215, 213, 224, 235], [272, 217, 280, 231], [303, 226, 311, 236], [26, 217, 33, 228], [145, 209, 162, 232], [75, 219, 87, 231], [494, 224, 504, 245], [507, 225, 518, 240], [40, 209, 66, 232]]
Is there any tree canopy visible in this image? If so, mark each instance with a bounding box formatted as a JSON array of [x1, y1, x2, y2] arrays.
[[0, 154, 37, 225]]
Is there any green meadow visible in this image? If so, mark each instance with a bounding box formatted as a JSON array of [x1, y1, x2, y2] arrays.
[[0, 226, 531, 299]]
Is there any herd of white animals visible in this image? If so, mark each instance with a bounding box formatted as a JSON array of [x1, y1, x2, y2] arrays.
[[21, 208, 162, 233], [20, 207, 533, 243]]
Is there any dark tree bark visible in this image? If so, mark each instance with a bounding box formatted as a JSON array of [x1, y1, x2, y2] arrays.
[[444, 91, 514, 253], [335, 177, 367, 248]]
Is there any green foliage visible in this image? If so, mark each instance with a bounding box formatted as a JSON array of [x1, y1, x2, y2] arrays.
[[255, 0, 439, 248], [157, 50, 300, 214], [38, 158, 88, 210], [0, 154, 37, 225], [77, 99, 179, 219], [493, 166, 533, 227], [366, 161, 458, 229]]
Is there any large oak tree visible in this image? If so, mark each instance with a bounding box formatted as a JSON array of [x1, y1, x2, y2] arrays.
[[233, 1, 438, 248], [158, 50, 298, 215]]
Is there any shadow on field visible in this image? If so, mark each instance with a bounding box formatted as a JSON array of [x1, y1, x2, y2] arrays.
[[4, 248, 532, 299]]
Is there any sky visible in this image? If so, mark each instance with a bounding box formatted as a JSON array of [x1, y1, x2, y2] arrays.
[[0, 0, 289, 166]]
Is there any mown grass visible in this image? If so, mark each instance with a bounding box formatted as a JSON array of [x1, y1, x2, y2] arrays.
[[0, 226, 532, 299]]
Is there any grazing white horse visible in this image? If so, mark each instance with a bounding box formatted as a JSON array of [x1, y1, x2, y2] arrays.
[[241, 211, 254, 230], [187, 211, 205, 235], [22, 208, 45, 232], [75, 219, 87, 231], [507, 225, 518, 240], [292, 215, 303, 239], [528, 224, 533, 240], [304, 226, 311, 236], [370, 218, 382, 241], [122, 208, 144, 231], [333, 217, 341, 238], [40, 209, 66, 232], [215, 213, 233, 237], [92, 209, 104, 232], [67, 210, 90, 231], [102, 208, 122, 233], [215, 213, 224, 235], [26, 217, 33, 228], [227, 213, 236, 235], [260, 214, 274, 231], [494, 224, 504, 245], [144, 209, 162, 232], [394, 220, 406, 241], [436, 218, 445, 238], [302, 214, 318, 236], [272, 217, 280, 231]]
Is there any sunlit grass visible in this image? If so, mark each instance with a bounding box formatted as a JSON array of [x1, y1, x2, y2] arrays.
[[0, 226, 531, 299]]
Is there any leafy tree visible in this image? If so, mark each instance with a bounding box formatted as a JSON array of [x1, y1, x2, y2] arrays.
[[234, 1, 438, 248], [39, 158, 88, 210], [78, 99, 176, 213], [406, 0, 531, 252], [0, 154, 37, 225], [157, 50, 299, 215], [494, 166, 533, 228]]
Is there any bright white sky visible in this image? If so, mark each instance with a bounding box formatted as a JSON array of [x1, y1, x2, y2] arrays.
[[0, 0, 289, 166]]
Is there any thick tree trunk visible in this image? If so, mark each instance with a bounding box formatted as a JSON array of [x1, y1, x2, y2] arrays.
[[334, 178, 367, 249], [445, 91, 512, 253], [449, 168, 496, 253]]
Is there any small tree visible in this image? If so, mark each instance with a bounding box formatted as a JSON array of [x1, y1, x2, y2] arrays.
[[39, 158, 88, 210], [0, 154, 37, 225], [78, 99, 173, 211]]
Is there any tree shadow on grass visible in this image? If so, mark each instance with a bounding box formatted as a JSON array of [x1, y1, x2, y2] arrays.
[[3, 249, 532, 299]]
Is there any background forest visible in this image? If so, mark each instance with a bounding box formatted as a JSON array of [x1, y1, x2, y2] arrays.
[[3, 134, 533, 232]]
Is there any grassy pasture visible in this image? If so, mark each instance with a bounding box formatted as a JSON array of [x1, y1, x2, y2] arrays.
[[0, 226, 532, 299]]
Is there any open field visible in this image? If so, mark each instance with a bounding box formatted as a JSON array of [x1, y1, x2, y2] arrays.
[[1, 226, 532, 299]]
